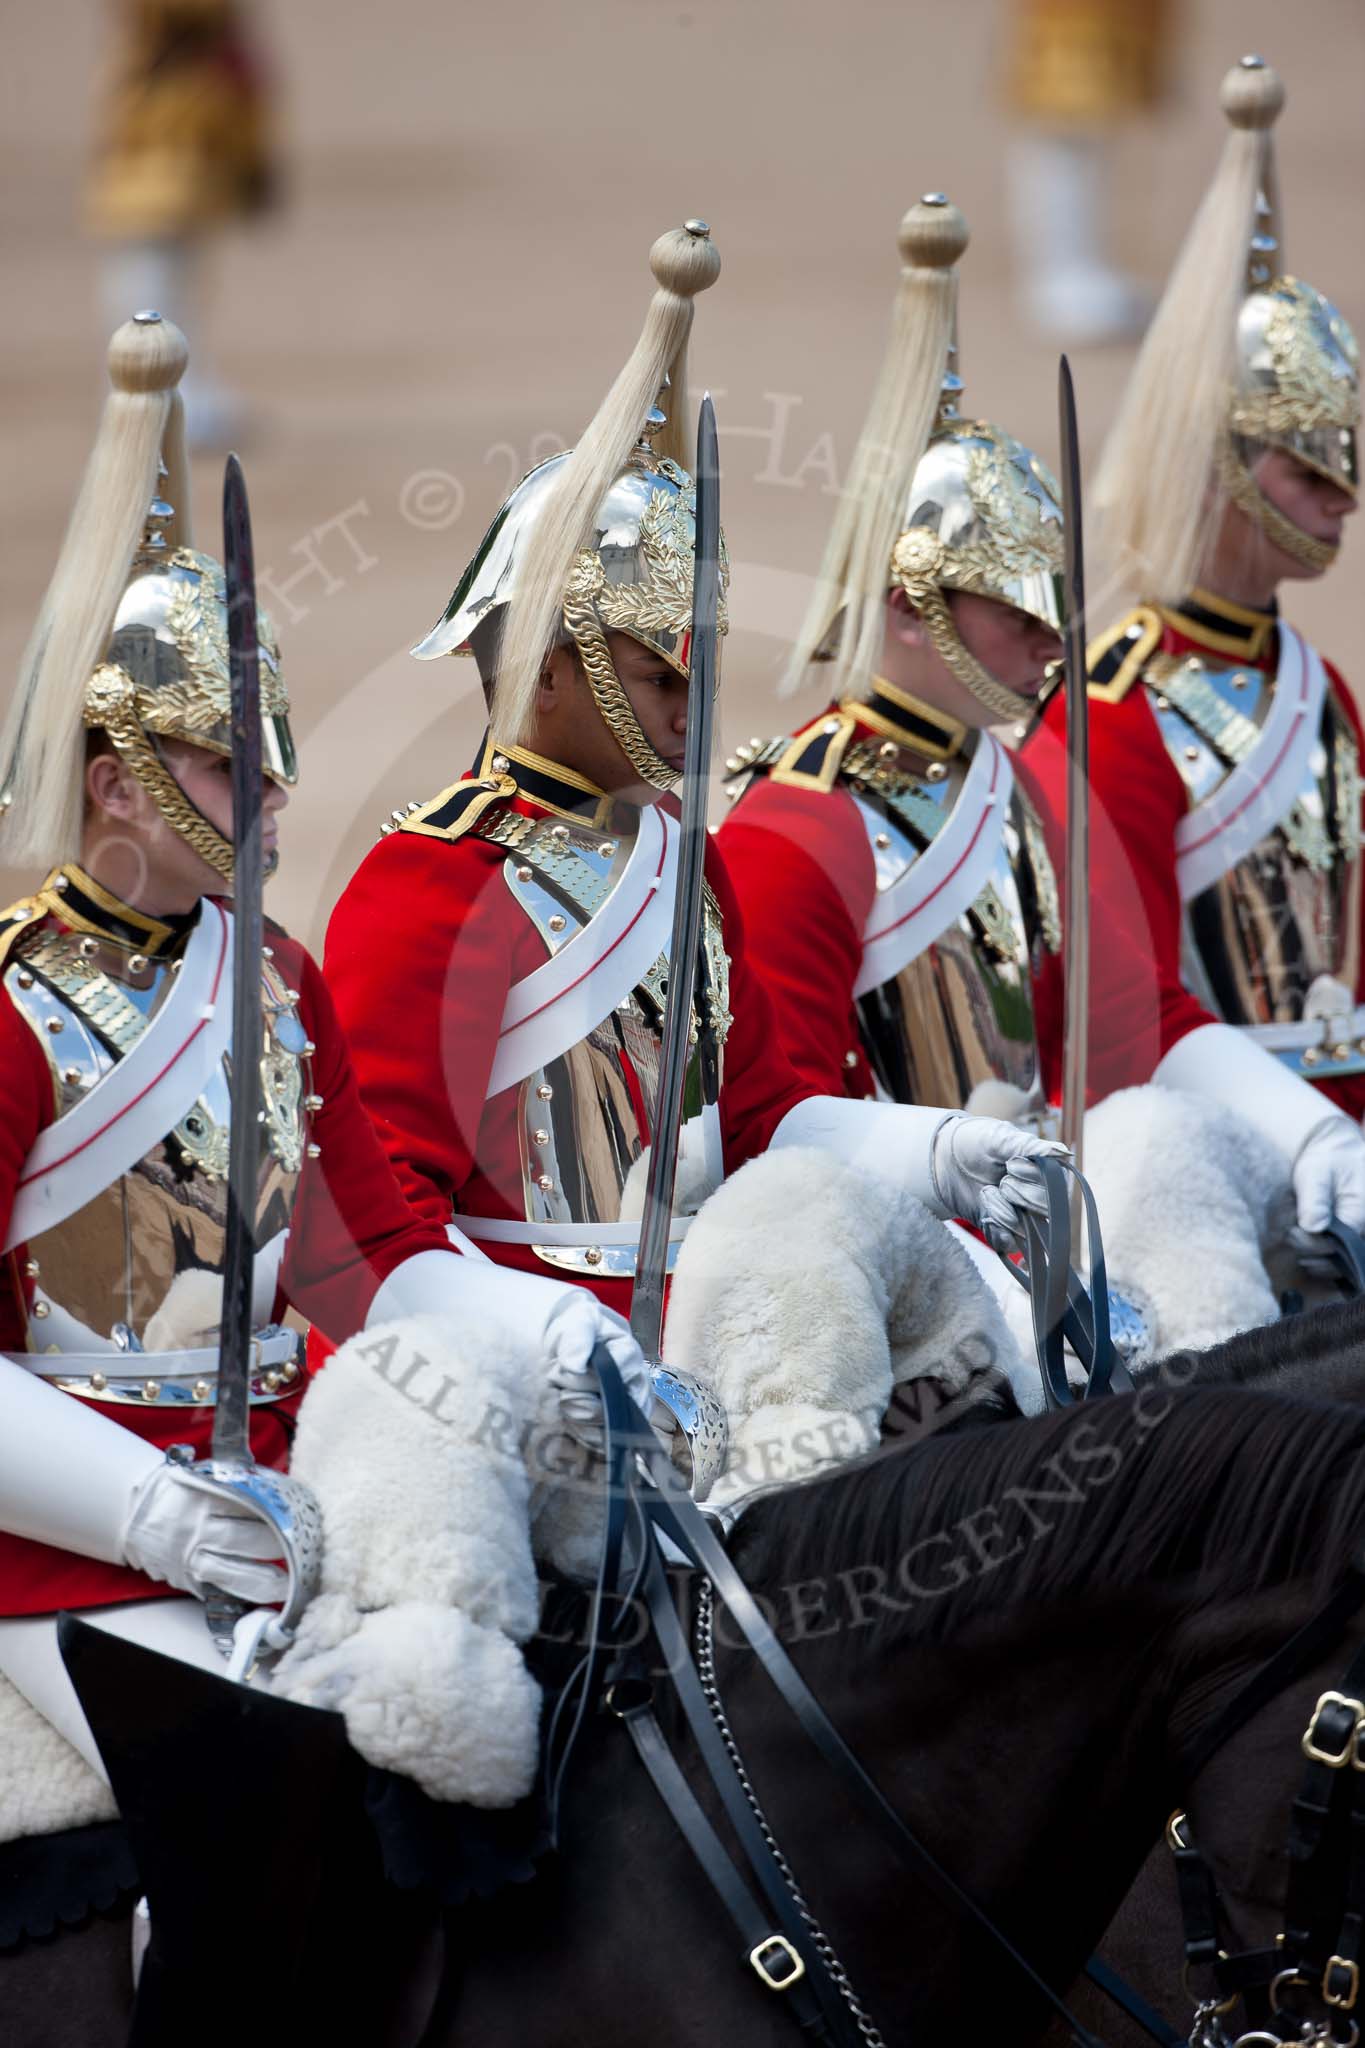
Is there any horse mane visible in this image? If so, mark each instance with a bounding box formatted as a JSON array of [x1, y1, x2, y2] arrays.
[[728, 1387, 1365, 1652], [1141, 1296, 1365, 1399]]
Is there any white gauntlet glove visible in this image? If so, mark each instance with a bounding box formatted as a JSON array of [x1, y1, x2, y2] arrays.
[[0, 1356, 285, 1603], [366, 1249, 655, 1441], [1291, 1116, 1365, 1235], [1155, 1023, 1365, 1236], [770, 1095, 1069, 1234], [930, 1115, 1070, 1237], [123, 1464, 290, 1604]]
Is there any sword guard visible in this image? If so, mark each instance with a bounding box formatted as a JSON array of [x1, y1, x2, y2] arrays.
[[650, 1364, 728, 1503], [169, 1452, 324, 1656]]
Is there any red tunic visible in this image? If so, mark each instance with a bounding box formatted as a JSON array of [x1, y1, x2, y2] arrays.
[[322, 779, 813, 1322], [0, 918, 454, 1615], [1026, 610, 1365, 1117], [716, 703, 1173, 1111]]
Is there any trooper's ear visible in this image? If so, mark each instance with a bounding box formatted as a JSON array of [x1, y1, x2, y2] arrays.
[[85, 746, 143, 821], [886, 584, 929, 647], [536, 644, 578, 706]]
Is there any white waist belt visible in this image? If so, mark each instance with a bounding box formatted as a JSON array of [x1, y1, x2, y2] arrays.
[[1242, 1007, 1365, 1055], [9, 1330, 302, 1407], [456, 1216, 694, 1247]]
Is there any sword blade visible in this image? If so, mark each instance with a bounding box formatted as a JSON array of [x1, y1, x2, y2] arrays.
[[1057, 356, 1089, 1184], [630, 394, 722, 1363], [213, 454, 264, 1465]]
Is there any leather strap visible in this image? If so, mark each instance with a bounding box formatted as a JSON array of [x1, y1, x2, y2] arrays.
[[575, 1350, 1108, 2048]]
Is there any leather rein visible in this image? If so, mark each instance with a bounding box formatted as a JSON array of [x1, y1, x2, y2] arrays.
[[544, 1347, 1111, 2048]]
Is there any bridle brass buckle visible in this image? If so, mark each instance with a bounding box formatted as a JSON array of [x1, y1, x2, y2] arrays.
[[749, 1934, 807, 1992], [1324, 1952, 1361, 2011], [1301, 1691, 1365, 1767]]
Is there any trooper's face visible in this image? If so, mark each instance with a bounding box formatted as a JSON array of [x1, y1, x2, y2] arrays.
[[1251, 447, 1358, 583], [84, 738, 289, 914], [950, 592, 1062, 697], [881, 587, 1060, 731], [534, 631, 689, 803]]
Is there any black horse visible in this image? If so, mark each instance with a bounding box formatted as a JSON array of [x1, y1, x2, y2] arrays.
[[1037, 1293, 1365, 2046], [8, 1370, 1365, 2046]]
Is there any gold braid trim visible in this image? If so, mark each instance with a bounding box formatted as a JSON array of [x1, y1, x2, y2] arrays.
[[915, 587, 1040, 727], [84, 664, 235, 881], [1215, 436, 1340, 575], [562, 603, 680, 794]]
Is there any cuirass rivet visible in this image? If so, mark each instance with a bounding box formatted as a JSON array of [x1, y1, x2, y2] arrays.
[[262, 1371, 281, 1393], [17, 972, 34, 988], [32, 1300, 50, 1319], [533, 1128, 550, 1146], [282, 1360, 300, 1382], [536, 1083, 553, 1101], [537, 1174, 555, 1193], [192, 1380, 210, 1401], [874, 833, 891, 849], [45, 1016, 64, 1034], [516, 865, 533, 883], [89, 1371, 107, 1391], [926, 762, 947, 782], [307, 1142, 322, 1160], [63, 1067, 81, 1084], [844, 1050, 860, 1068], [305, 1093, 323, 1112], [302, 1040, 316, 1057], [548, 914, 567, 933], [78, 936, 98, 957], [585, 1248, 603, 1266], [879, 742, 897, 760], [129, 954, 148, 973], [600, 841, 617, 857], [23, 1259, 39, 1278], [551, 825, 570, 843], [1184, 746, 1200, 762], [142, 1380, 161, 1400]]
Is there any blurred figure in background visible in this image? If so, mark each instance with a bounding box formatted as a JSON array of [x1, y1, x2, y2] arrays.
[[87, 0, 280, 445], [1002, 0, 1175, 343]]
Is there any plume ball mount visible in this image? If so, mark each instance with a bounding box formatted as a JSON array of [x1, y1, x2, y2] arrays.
[[1220, 53, 1285, 131], [649, 220, 721, 301], [898, 195, 970, 274], [108, 311, 190, 395]]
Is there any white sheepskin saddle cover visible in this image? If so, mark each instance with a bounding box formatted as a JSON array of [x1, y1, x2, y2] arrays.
[[270, 1315, 550, 1809], [663, 1147, 1025, 1511], [967, 1079, 1292, 1377], [0, 1674, 116, 1845]]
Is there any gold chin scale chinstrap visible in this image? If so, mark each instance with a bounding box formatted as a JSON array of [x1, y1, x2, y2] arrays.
[[562, 604, 680, 794], [1215, 436, 1339, 575], [913, 586, 1039, 727], [84, 664, 235, 881]]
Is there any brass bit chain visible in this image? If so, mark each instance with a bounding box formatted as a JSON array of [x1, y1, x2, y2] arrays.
[[563, 605, 681, 793], [693, 1578, 887, 2047], [1216, 438, 1339, 575]]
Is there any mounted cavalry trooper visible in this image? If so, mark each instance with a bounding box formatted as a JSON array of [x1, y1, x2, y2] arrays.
[[0, 312, 653, 1880], [717, 195, 1321, 1358], [321, 220, 1068, 1434], [1028, 56, 1365, 1256]]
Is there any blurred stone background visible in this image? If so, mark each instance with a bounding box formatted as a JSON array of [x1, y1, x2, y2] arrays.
[[2, 0, 1361, 943]]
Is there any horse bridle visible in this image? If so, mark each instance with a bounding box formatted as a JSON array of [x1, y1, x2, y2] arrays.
[[543, 1348, 1112, 2048]]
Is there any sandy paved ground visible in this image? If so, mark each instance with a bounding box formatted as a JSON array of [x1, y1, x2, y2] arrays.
[[2, 0, 1362, 946]]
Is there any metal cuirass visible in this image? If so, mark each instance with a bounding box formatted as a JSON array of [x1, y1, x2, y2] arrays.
[[478, 806, 732, 1276], [5, 927, 308, 1403], [853, 754, 1062, 1123], [1146, 654, 1365, 1076]]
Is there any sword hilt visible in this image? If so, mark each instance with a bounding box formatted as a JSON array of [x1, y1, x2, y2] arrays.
[[167, 1446, 323, 1657]]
